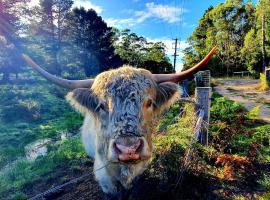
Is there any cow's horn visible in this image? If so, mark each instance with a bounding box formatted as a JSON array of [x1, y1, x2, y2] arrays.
[[22, 54, 94, 89], [153, 46, 217, 83]]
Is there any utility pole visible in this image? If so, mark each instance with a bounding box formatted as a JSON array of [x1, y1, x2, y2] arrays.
[[172, 38, 179, 72]]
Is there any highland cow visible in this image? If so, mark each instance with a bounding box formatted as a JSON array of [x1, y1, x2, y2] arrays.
[[22, 47, 216, 199]]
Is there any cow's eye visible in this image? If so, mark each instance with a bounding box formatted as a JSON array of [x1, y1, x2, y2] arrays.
[[145, 99, 153, 109]]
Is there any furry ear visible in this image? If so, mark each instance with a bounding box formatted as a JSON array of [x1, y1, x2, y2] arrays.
[[155, 82, 180, 113], [66, 88, 100, 114]]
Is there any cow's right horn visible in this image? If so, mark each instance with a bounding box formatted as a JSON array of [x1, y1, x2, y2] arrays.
[[152, 46, 217, 83], [22, 54, 94, 89]]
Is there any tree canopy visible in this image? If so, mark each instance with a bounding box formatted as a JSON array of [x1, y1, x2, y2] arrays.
[[0, 1, 173, 82], [183, 0, 270, 77]]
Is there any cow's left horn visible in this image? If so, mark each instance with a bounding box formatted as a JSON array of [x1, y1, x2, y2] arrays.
[[22, 54, 94, 89], [153, 46, 217, 83]]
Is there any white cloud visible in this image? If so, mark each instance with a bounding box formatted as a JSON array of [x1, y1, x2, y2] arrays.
[[29, 0, 39, 7], [105, 2, 187, 28], [73, 0, 103, 14], [106, 18, 137, 28], [136, 2, 187, 24]]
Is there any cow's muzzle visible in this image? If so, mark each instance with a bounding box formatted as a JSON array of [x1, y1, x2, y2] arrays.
[[108, 137, 151, 163]]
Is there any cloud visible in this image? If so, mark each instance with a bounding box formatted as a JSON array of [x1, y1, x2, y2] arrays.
[[106, 2, 187, 28], [182, 22, 196, 28], [106, 18, 137, 28], [136, 2, 187, 24], [29, 0, 39, 7], [73, 0, 103, 14]]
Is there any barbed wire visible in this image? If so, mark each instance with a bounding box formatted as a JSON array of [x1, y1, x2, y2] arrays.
[[29, 162, 111, 200]]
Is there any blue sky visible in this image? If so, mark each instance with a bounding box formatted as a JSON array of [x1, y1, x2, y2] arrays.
[[30, 0, 257, 71]]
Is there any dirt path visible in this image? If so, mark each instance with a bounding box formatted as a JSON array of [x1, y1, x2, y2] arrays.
[[214, 79, 270, 123]]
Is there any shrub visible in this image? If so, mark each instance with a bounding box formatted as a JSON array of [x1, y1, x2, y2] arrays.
[[257, 73, 270, 92], [247, 105, 261, 121], [215, 154, 251, 180], [211, 94, 246, 122]]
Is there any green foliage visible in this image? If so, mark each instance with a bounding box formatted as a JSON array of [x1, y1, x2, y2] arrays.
[[183, 0, 270, 76], [114, 29, 173, 73], [254, 125, 270, 146], [258, 173, 270, 190], [66, 7, 122, 76], [157, 103, 181, 131], [0, 136, 88, 196], [258, 73, 270, 91], [241, 29, 261, 74], [210, 93, 246, 122], [247, 105, 261, 120], [11, 192, 28, 200], [0, 82, 83, 169]]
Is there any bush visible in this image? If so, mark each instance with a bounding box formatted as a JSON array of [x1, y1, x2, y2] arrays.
[[257, 73, 270, 92], [247, 105, 261, 121], [211, 94, 246, 122]]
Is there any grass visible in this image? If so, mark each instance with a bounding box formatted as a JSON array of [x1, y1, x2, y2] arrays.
[[150, 92, 270, 199], [0, 81, 86, 199], [0, 80, 270, 199]]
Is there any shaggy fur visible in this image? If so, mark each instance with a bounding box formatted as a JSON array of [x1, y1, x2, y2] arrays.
[[66, 66, 180, 197]]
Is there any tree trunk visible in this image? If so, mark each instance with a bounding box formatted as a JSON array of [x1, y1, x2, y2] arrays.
[[262, 14, 266, 74]]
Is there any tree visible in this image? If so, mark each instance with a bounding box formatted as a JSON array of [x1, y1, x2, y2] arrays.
[[256, 0, 270, 72], [114, 29, 173, 73], [0, 0, 29, 81], [34, 0, 73, 75], [67, 7, 122, 76], [184, 0, 256, 76], [241, 29, 261, 73], [0, 36, 23, 82]]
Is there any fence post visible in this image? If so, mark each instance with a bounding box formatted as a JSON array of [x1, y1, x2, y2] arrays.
[[194, 70, 211, 146]]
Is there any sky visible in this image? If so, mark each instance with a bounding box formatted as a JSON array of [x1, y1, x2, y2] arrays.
[[30, 0, 258, 72]]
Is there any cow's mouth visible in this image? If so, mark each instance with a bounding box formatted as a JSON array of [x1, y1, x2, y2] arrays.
[[108, 137, 151, 164]]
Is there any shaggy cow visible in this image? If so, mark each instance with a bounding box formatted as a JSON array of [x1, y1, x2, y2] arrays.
[[22, 47, 216, 199]]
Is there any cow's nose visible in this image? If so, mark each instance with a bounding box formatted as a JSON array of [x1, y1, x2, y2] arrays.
[[114, 139, 143, 162]]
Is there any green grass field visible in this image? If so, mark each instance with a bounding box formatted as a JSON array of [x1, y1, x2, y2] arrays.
[[0, 81, 269, 199]]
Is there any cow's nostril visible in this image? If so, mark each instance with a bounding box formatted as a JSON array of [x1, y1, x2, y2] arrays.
[[115, 139, 142, 154], [114, 139, 143, 161]]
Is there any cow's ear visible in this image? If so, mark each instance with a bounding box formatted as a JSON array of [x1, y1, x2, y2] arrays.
[[66, 88, 100, 114], [155, 82, 180, 114]]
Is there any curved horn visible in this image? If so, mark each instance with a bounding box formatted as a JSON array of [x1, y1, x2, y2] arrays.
[[153, 46, 217, 83], [22, 54, 94, 89]]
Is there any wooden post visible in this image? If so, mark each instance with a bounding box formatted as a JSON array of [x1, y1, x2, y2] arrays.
[[195, 70, 211, 146]]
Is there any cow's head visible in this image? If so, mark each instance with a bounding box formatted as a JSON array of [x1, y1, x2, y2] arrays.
[[65, 67, 182, 166], [22, 47, 216, 167]]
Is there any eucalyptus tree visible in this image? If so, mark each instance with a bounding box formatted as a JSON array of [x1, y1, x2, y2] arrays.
[[34, 0, 73, 75], [183, 0, 256, 76], [114, 29, 173, 73], [0, 0, 30, 81], [66, 7, 122, 76]]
